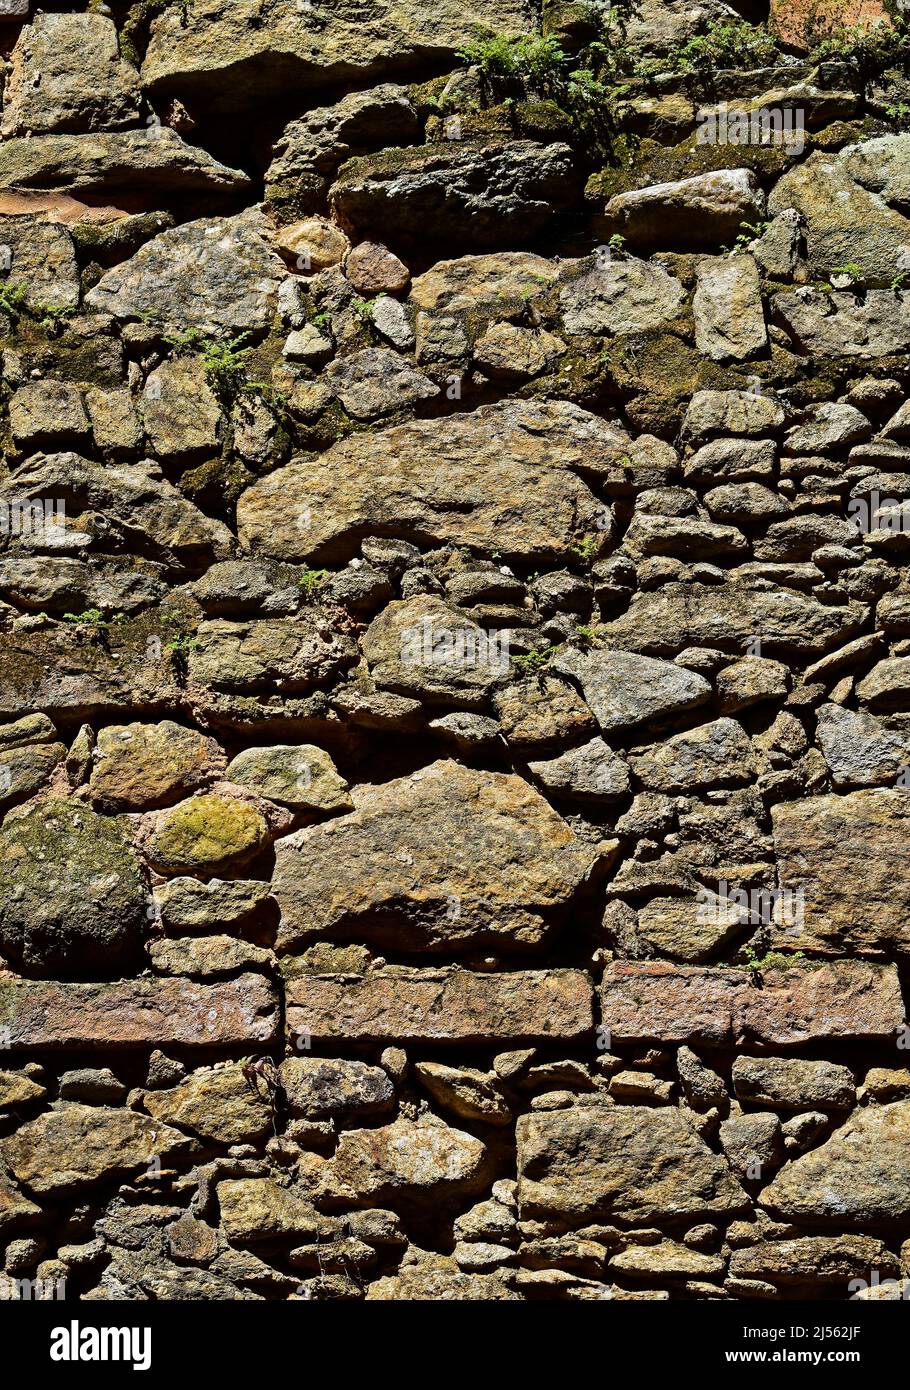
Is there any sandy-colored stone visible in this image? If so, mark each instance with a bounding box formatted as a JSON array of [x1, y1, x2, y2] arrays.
[[217, 1178, 321, 1244], [274, 217, 350, 270], [286, 966, 594, 1044], [317, 1115, 489, 1206], [144, 1063, 272, 1146], [89, 720, 224, 810], [517, 1106, 747, 1224], [1, 1105, 194, 1196], [772, 789, 910, 953], [142, 0, 534, 113], [761, 1102, 910, 1225], [279, 1057, 394, 1121], [236, 401, 614, 565], [272, 760, 599, 953]]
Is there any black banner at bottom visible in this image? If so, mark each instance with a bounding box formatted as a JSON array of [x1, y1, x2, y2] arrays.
[[0, 1297, 903, 1380]]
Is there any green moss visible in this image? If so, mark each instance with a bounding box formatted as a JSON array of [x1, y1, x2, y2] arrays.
[[588, 135, 795, 204], [515, 98, 575, 141], [262, 174, 326, 225], [1, 320, 125, 389], [600, 330, 701, 438], [149, 794, 269, 873], [179, 454, 254, 515], [281, 942, 373, 977], [811, 116, 881, 150], [543, 1, 604, 47], [409, 73, 453, 116], [70, 212, 174, 266]]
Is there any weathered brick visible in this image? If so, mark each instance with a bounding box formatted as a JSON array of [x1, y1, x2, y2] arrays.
[[286, 966, 594, 1044], [600, 961, 904, 1047], [770, 0, 888, 52], [0, 974, 278, 1049]]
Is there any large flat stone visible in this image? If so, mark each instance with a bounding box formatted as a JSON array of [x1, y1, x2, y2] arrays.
[[86, 209, 286, 334], [0, 974, 279, 1049], [600, 961, 904, 1046], [272, 760, 599, 954], [1, 1105, 195, 1197], [9, 452, 233, 571], [0, 130, 253, 198], [331, 140, 580, 250], [410, 252, 558, 318], [815, 702, 910, 788], [768, 149, 910, 287], [729, 1234, 897, 1285], [142, 0, 535, 113], [771, 789, 910, 953], [693, 254, 767, 361], [188, 617, 358, 694], [0, 623, 183, 722], [774, 287, 910, 357], [517, 1105, 747, 1225], [236, 401, 611, 566], [600, 581, 865, 658], [361, 596, 507, 707], [760, 1101, 910, 1226], [558, 254, 685, 335], [285, 966, 594, 1044], [553, 647, 711, 733], [602, 169, 765, 251]]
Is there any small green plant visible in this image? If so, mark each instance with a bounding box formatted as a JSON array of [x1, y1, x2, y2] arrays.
[[729, 219, 769, 254], [818, 262, 866, 292], [62, 608, 106, 626], [740, 943, 808, 972], [32, 301, 74, 334], [350, 298, 381, 326], [884, 99, 910, 123], [512, 644, 558, 674], [0, 281, 27, 321], [455, 12, 637, 152], [200, 334, 254, 403], [571, 535, 601, 563], [457, 30, 569, 84], [163, 326, 278, 409], [574, 624, 598, 648], [668, 17, 779, 73], [165, 633, 200, 653], [892, 270, 910, 292], [298, 568, 329, 602], [608, 232, 627, 258], [312, 311, 332, 330]]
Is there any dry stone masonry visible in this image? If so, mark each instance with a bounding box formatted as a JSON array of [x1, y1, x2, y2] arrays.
[[1, 0, 910, 1303]]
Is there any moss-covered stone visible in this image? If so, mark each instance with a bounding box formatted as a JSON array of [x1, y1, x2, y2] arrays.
[[0, 800, 147, 977], [587, 135, 797, 207], [147, 793, 270, 875]]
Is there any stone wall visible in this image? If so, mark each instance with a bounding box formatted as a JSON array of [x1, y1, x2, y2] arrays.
[[0, 0, 909, 1302]]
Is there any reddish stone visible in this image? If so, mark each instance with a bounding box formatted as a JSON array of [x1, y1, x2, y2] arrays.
[[0, 973, 278, 1049], [286, 966, 594, 1044], [771, 0, 890, 53], [600, 961, 904, 1047]]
